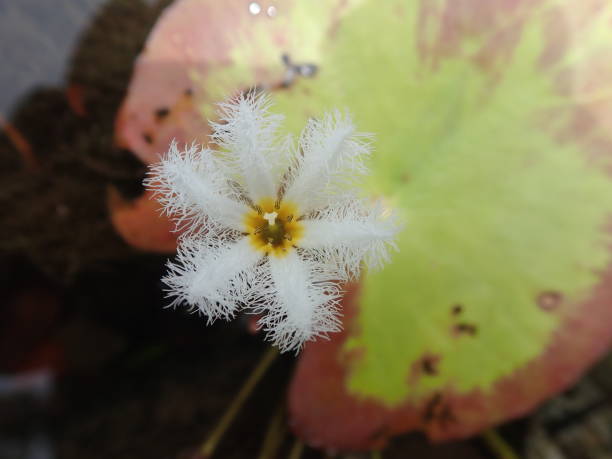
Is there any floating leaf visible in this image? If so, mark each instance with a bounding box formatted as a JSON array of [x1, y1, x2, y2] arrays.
[[107, 186, 177, 253], [281, 0, 612, 448], [115, 0, 612, 448], [114, 0, 352, 164]]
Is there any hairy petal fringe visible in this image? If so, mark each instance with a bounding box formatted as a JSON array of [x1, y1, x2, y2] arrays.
[[300, 197, 401, 279], [145, 141, 249, 234], [145, 94, 400, 353], [210, 92, 285, 201], [251, 253, 343, 354], [163, 237, 262, 322], [283, 110, 373, 213]]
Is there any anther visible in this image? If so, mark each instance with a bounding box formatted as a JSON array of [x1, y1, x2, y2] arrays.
[[286, 214, 293, 222], [263, 211, 278, 226]]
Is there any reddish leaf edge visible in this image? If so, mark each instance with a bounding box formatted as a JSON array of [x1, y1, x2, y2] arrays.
[[288, 257, 612, 450]]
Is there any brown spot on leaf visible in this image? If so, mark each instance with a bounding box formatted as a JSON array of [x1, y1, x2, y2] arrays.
[[437, 404, 457, 430], [142, 132, 153, 144], [451, 304, 463, 316], [154, 107, 170, 121], [537, 290, 563, 311], [423, 393, 443, 423], [453, 323, 478, 337], [409, 353, 442, 384], [422, 393, 456, 430], [421, 354, 441, 375]]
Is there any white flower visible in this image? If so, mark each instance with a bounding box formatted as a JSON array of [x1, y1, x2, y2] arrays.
[[146, 92, 400, 353]]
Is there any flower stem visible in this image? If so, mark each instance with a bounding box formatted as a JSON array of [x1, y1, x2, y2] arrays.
[[287, 439, 304, 459], [199, 347, 278, 457], [481, 429, 520, 459], [257, 401, 286, 459]]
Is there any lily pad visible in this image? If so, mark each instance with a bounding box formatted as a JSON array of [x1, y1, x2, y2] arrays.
[[114, 0, 352, 164], [115, 0, 612, 448], [280, 0, 612, 448], [108, 186, 177, 253]]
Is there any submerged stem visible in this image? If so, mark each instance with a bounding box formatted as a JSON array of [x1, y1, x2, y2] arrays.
[[199, 347, 278, 457], [482, 429, 520, 459], [287, 439, 304, 459], [257, 401, 286, 459]]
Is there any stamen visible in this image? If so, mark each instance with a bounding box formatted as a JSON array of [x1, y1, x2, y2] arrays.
[[228, 179, 260, 212], [263, 212, 278, 226], [275, 161, 296, 204], [245, 199, 303, 257], [297, 207, 323, 221]]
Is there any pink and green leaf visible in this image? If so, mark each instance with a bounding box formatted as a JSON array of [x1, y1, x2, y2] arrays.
[[107, 187, 178, 253], [282, 0, 612, 447], [115, 0, 612, 448], [114, 0, 353, 164]]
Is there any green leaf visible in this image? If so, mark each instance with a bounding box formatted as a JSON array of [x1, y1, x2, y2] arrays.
[[284, 0, 612, 447], [118, 0, 612, 446]]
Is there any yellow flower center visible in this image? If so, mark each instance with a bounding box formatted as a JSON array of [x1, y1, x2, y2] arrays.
[[244, 198, 303, 257]]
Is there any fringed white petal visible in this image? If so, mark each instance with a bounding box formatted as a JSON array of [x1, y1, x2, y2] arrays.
[[145, 141, 250, 234], [210, 92, 284, 201], [282, 111, 372, 213], [145, 94, 401, 354], [253, 252, 343, 354], [299, 198, 401, 280], [162, 237, 263, 322]]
